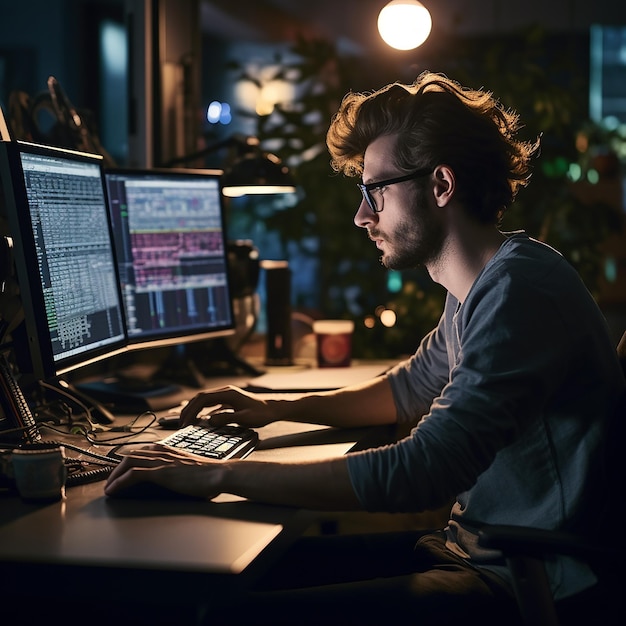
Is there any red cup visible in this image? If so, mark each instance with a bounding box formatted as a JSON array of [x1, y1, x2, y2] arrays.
[[313, 320, 354, 368]]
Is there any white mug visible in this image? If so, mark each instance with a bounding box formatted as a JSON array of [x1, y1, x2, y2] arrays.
[[12, 443, 67, 502]]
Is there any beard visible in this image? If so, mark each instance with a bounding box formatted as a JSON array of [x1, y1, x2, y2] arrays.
[[370, 188, 445, 271]]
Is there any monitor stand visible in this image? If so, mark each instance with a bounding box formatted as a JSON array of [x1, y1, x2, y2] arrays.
[[71, 339, 264, 415], [72, 376, 188, 415], [156, 338, 264, 386]]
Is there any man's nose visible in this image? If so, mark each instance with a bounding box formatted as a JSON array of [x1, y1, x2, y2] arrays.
[[354, 199, 376, 228]]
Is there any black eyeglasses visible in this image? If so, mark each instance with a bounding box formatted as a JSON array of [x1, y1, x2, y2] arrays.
[[357, 168, 433, 213]]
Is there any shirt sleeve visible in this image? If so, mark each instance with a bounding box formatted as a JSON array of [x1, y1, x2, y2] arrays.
[[386, 295, 454, 424]]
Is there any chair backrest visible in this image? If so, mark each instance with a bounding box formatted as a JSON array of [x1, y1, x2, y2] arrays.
[[576, 329, 626, 535]]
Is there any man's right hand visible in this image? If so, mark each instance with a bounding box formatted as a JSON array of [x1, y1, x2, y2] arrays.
[[179, 385, 277, 428]]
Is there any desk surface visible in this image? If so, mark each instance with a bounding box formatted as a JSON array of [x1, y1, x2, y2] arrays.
[[0, 421, 361, 572], [0, 480, 286, 573], [0, 416, 394, 617], [0, 358, 399, 625]]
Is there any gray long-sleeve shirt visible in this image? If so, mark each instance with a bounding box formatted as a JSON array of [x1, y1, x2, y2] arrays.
[[346, 233, 625, 599]]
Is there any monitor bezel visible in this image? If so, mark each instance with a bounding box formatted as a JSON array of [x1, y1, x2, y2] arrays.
[[103, 166, 236, 353], [0, 140, 128, 380]]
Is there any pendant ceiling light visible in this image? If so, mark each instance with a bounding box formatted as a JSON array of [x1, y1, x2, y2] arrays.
[[377, 0, 432, 50]]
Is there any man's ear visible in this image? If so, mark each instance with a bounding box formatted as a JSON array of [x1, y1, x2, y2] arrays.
[[432, 165, 455, 207]]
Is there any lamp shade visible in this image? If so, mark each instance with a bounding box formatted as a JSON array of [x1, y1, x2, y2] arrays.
[[221, 151, 296, 197], [161, 134, 296, 197], [377, 0, 432, 50]]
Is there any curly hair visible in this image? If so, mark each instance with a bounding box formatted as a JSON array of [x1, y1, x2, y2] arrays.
[[326, 71, 540, 224]]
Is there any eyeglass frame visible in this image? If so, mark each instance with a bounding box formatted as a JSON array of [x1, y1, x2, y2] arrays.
[[357, 168, 434, 213]]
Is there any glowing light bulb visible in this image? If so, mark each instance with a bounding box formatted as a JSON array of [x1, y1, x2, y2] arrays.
[[377, 0, 432, 51]]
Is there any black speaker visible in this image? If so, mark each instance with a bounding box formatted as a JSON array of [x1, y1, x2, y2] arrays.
[[262, 260, 292, 366]]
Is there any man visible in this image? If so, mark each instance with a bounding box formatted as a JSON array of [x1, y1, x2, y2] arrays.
[[105, 72, 625, 624]]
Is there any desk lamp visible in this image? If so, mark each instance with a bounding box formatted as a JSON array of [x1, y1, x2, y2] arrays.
[[162, 134, 297, 197]]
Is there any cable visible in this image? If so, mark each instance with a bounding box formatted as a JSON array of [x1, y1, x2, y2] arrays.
[[0, 424, 34, 449], [36, 439, 120, 465], [65, 465, 113, 486], [83, 411, 158, 445], [38, 379, 97, 427]]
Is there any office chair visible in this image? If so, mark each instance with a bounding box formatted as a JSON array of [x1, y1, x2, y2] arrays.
[[478, 330, 626, 625]]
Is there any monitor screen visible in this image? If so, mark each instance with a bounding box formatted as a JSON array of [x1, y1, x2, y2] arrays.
[[0, 140, 127, 380], [104, 168, 235, 349]]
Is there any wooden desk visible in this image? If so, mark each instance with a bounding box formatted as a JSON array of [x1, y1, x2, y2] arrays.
[[0, 419, 395, 624]]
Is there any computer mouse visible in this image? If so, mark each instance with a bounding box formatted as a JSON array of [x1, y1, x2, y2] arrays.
[[157, 404, 232, 429], [157, 415, 181, 429]]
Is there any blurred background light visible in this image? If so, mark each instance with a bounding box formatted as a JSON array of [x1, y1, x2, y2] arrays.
[[380, 308, 397, 327], [206, 101, 232, 125]]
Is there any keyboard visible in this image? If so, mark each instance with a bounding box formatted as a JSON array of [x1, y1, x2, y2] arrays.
[[158, 423, 258, 460]]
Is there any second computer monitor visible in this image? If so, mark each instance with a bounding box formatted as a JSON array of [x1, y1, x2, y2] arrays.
[[104, 168, 235, 350]]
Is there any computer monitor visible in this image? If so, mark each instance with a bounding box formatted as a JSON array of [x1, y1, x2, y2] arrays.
[[104, 167, 235, 350], [0, 140, 127, 382]]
